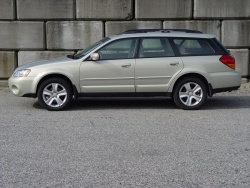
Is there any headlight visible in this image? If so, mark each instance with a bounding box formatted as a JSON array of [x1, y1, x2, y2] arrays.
[[13, 69, 31, 77]]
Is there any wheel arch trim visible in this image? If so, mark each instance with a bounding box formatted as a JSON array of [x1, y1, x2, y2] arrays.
[[35, 72, 78, 97], [168, 71, 213, 97]]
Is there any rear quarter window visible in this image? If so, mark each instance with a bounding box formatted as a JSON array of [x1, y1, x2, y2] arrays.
[[172, 38, 218, 56]]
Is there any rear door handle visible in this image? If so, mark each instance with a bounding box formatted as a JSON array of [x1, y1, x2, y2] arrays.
[[122, 64, 131, 68], [170, 62, 179, 66]]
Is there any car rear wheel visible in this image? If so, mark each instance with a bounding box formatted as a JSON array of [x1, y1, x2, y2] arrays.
[[173, 77, 207, 110], [37, 78, 73, 111]]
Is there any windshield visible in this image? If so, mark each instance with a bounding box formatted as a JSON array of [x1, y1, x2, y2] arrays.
[[74, 37, 110, 59]]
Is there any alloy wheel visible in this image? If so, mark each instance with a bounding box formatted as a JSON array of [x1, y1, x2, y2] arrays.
[[42, 83, 67, 107]]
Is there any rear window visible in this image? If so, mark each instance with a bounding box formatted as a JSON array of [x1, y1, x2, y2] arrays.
[[173, 38, 216, 56]]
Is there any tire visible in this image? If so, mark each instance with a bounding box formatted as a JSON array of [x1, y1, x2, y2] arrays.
[[173, 77, 207, 110], [37, 78, 73, 111]]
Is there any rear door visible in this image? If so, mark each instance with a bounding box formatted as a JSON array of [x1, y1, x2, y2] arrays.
[[135, 37, 183, 92]]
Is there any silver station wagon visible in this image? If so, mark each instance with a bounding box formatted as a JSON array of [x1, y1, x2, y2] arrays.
[[8, 29, 241, 110]]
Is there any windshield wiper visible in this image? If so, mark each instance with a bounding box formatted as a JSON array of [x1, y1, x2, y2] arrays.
[[67, 51, 78, 59], [67, 54, 74, 59]]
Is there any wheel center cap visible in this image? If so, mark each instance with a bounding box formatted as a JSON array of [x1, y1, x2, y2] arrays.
[[189, 92, 193, 96], [53, 93, 57, 97]]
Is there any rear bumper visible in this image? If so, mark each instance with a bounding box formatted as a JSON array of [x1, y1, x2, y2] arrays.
[[211, 85, 240, 95], [209, 71, 241, 89]]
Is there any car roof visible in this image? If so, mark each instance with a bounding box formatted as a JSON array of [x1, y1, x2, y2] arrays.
[[109, 30, 216, 40]]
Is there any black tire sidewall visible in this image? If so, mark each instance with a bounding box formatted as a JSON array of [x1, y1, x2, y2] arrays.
[[37, 78, 73, 111], [173, 77, 207, 110]]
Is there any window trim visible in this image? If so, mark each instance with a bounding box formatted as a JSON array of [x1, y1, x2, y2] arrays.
[[85, 37, 225, 61]]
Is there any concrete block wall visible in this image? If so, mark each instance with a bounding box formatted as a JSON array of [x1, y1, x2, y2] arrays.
[[17, 0, 75, 20], [0, 0, 249, 84]]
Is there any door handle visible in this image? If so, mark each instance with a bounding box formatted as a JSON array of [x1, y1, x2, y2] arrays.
[[170, 62, 179, 66], [122, 64, 131, 68]]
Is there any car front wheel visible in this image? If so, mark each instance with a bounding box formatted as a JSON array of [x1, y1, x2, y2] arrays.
[[37, 78, 73, 111], [173, 77, 207, 110]]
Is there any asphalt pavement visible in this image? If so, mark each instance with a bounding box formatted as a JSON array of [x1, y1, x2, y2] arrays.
[[0, 86, 250, 187]]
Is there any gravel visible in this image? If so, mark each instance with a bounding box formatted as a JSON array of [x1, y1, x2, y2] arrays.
[[0, 82, 250, 187]]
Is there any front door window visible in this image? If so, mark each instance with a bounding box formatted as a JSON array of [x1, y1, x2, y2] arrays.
[[97, 39, 137, 60]]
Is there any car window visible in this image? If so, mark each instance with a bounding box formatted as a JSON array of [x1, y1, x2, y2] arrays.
[[139, 38, 175, 58], [97, 38, 137, 60], [173, 38, 215, 56]]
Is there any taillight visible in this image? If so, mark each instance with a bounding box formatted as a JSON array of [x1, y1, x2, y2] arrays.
[[219, 55, 235, 70]]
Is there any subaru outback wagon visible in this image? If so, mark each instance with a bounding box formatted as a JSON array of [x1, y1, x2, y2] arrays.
[[8, 29, 241, 110]]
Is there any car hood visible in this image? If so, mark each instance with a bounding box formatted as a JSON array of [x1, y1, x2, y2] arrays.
[[17, 56, 72, 70]]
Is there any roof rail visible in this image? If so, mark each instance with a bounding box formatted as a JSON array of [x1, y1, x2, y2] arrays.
[[123, 29, 203, 34]]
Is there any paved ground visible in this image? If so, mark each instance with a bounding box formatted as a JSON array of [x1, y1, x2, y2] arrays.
[[0, 84, 250, 188]]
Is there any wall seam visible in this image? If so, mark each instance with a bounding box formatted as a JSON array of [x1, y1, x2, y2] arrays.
[[44, 21, 47, 50], [73, 0, 77, 20], [14, 0, 17, 20]]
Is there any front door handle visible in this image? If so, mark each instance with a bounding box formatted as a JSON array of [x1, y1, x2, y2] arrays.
[[170, 62, 179, 66], [122, 64, 131, 68]]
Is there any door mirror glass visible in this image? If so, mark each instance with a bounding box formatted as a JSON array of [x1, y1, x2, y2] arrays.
[[90, 53, 100, 61]]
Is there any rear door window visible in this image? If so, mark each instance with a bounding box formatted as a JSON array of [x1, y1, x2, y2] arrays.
[[173, 38, 216, 56], [138, 38, 175, 58]]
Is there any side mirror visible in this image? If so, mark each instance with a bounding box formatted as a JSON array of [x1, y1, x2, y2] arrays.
[[90, 53, 100, 61]]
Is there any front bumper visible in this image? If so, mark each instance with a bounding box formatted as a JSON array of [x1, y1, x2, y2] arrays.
[[8, 76, 37, 97]]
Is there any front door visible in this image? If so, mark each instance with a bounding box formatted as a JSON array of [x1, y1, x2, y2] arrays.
[[80, 38, 137, 93]]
